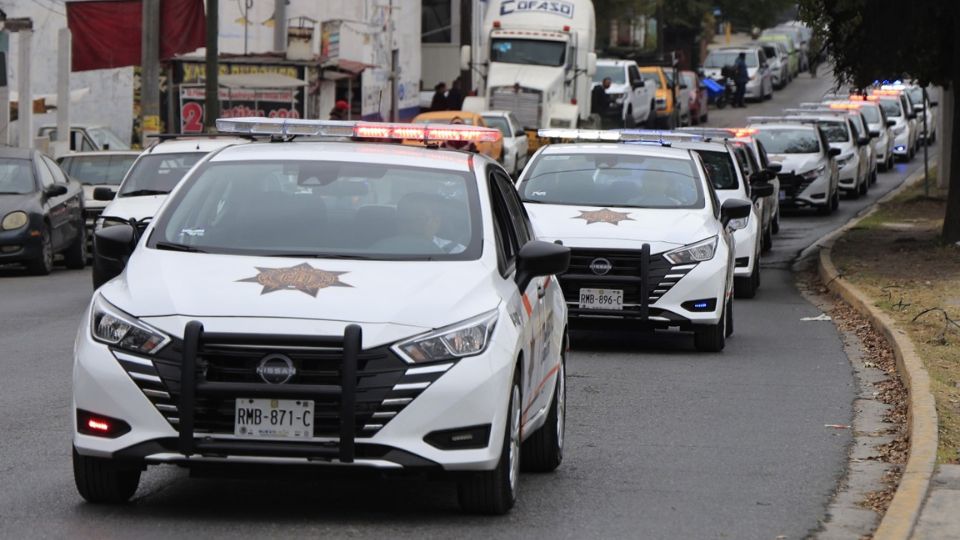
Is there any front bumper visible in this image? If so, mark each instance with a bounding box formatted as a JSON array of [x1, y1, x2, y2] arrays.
[[837, 159, 860, 189], [732, 217, 759, 278], [0, 225, 43, 263], [778, 170, 832, 208], [558, 245, 728, 329], [73, 311, 515, 472], [893, 131, 910, 155], [746, 79, 763, 98]]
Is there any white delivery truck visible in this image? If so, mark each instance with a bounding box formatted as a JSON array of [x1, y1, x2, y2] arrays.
[[462, 0, 597, 133]]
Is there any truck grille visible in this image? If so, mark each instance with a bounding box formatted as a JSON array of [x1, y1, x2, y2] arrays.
[[560, 247, 696, 311], [113, 333, 449, 440], [491, 87, 541, 130]]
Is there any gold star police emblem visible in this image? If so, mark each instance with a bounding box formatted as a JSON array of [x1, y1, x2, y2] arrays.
[[238, 263, 352, 297], [573, 208, 634, 225]]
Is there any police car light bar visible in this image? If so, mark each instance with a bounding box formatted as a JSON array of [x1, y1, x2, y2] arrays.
[[537, 128, 623, 141], [746, 116, 789, 124], [536, 128, 702, 146], [216, 117, 501, 143]]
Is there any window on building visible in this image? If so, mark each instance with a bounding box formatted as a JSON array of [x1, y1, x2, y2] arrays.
[[422, 0, 453, 43]]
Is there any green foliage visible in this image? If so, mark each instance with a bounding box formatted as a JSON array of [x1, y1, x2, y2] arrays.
[[715, 0, 796, 31], [797, 0, 956, 87]]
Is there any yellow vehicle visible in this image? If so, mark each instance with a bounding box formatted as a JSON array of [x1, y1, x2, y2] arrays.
[[410, 111, 503, 162], [638, 66, 679, 129]]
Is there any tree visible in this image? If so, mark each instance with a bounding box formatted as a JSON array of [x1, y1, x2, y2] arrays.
[[797, 0, 960, 243], [715, 0, 796, 32]]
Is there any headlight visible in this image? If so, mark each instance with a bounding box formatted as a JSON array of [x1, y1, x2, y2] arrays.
[[610, 93, 625, 104], [393, 310, 498, 364], [94, 217, 123, 233], [550, 118, 572, 128], [1, 211, 28, 231], [90, 295, 170, 355], [893, 125, 906, 135], [656, 98, 667, 110], [802, 165, 826, 180], [728, 216, 749, 230], [664, 236, 717, 265], [836, 153, 854, 166]]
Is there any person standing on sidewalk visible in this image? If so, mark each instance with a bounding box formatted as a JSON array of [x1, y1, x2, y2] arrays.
[[592, 77, 612, 127], [733, 52, 748, 108]]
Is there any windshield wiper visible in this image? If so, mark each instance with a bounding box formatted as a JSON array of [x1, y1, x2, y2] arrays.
[[120, 189, 168, 197], [0, 191, 28, 195], [155, 241, 206, 253], [266, 253, 375, 260]]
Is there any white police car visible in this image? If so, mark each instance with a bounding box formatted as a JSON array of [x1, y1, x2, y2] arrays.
[[516, 129, 752, 352], [73, 118, 570, 515]]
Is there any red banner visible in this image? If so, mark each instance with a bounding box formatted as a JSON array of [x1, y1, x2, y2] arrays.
[[66, 0, 206, 72]]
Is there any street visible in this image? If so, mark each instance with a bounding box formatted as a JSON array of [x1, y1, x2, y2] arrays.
[[0, 70, 934, 539]]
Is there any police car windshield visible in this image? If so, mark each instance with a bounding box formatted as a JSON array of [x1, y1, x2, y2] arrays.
[[819, 121, 850, 143], [519, 153, 705, 209], [697, 151, 740, 190], [59, 154, 138, 186], [152, 160, 481, 260], [753, 128, 821, 153], [491, 38, 565, 67], [118, 152, 205, 197], [878, 98, 901, 117], [858, 105, 880, 123]]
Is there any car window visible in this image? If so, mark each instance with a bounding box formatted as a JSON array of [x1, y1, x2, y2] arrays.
[[494, 171, 532, 246], [86, 126, 131, 150], [488, 173, 518, 274], [41, 156, 69, 184], [704, 51, 758, 68], [820, 121, 850, 143], [697, 150, 740, 190], [154, 159, 483, 260], [483, 116, 512, 137], [859, 105, 880, 124], [627, 65, 641, 84], [639, 71, 662, 88], [878, 98, 902, 117], [753, 128, 821, 153], [0, 158, 36, 194], [519, 152, 705, 209], [60, 154, 138, 186], [36, 157, 56, 189], [118, 152, 205, 196], [491, 38, 565, 67], [734, 147, 756, 178], [508, 113, 523, 133]]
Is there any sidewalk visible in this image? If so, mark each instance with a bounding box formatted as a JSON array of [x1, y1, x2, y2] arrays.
[[826, 172, 960, 538]]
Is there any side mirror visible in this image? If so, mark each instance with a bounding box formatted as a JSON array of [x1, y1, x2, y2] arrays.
[[44, 184, 69, 197], [869, 130, 880, 138], [907, 112, 917, 120], [515, 129, 525, 137], [679, 83, 688, 90], [586, 52, 597, 77], [632, 79, 645, 89], [914, 104, 925, 112], [765, 162, 783, 174], [752, 183, 775, 198], [886, 120, 896, 127], [93, 187, 116, 201], [460, 45, 472, 72], [720, 199, 752, 227], [930, 101, 938, 107], [94, 223, 136, 262], [515, 240, 571, 292], [857, 136, 870, 146], [828, 147, 842, 157]]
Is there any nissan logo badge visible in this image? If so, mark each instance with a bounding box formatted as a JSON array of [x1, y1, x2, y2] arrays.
[[256, 354, 296, 384], [590, 258, 612, 276]]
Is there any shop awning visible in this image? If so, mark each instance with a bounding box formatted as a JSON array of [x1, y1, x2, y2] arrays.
[[218, 73, 308, 89]]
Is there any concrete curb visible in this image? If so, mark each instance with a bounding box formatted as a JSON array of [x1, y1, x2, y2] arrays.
[[816, 168, 939, 540]]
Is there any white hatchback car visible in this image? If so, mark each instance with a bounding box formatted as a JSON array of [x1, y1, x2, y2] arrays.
[[482, 111, 530, 177], [517, 129, 752, 351], [74, 118, 570, 515]]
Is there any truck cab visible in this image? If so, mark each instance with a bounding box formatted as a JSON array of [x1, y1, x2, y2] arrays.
[[462, 0, 597, 132]]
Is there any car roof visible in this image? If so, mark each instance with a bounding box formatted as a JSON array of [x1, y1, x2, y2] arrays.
[[597, 58, 634, 66], [413, 111, 482, 121], [668, 140, 734, 153], [481, 110, 512, 117], [0, 146, 35, 159], [536, 142, 693, 160], [143, 136, 251, 154], [209, 140, 475, 172], [750, 123, 818, 131], [59, 151, 141, 158]]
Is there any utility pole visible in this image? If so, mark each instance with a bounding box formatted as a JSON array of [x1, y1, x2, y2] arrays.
[[16, 26, 32, 149], [54, 28, 71, 157], [141, 0, 160, 138], [243, 0, 252, 55], [459, 0, 471, 92], [0, 42, 8, 147], [204, 0, 219, 131], [387, 0, 397, 122], [273, 0, 286, 52]]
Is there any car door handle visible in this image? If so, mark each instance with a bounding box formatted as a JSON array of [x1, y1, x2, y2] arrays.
[[537, 283, 546, 299]]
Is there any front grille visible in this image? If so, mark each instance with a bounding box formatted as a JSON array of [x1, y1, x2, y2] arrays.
[[115, 333, 449, 441], [559, 247, 696, 314], [491, 87, 541, 130], [84, 207, 103, 222], [778, 172, 814, 199]]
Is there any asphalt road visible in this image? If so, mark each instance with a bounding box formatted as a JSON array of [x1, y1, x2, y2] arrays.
[[0, 71, 935, 539]]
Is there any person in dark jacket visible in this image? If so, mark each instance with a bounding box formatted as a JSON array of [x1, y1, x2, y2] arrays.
[[733, 52, 748, 108], [592, 77, 612, 120], [447, 77, 464, 110], [430, 82, 449, 111]]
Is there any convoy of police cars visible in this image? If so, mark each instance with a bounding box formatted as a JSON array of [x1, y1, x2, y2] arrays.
[[4, 78, 924, 514]]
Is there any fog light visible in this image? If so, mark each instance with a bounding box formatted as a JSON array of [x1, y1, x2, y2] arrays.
[[681, 299, 717, 312], [894, 145, 906, 152], [0, 245, 19, 253], [424, 424, 491, 450], [811, 193, 826, 200], [735, 257, 749, 268], [77, 409, 131, 438]]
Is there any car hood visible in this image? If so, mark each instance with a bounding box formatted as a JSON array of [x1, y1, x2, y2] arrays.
[[100, 249, 502, 339], [488, 63, 564, 94], [766, 153, 822, 175], [524, 203, 715, 253], [0, 193, 38, 215], [100, 194, 167, 222]]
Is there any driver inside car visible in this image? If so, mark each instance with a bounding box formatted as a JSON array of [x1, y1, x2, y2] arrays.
[[396, 192, 466, 254]]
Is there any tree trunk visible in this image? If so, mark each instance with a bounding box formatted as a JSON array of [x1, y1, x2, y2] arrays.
[[944, 89, 960, 244], [938, 87, 952, 190]]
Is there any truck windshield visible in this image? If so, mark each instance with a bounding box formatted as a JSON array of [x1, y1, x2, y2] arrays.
[[593, 65, 626, 85], [491, 38, 566, 67]]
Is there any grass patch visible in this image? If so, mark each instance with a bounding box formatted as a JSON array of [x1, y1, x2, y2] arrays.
[[833, 175, 960, 463]]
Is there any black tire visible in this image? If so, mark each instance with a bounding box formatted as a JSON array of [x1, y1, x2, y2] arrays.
[[725, 298, 734, 338], [694, 303, 726, 352], [764, 82, 773, 100], [859, 175, 869, 195], [761, 225, 773, 253], [73, 447, 141, 504], [771, 210, 780, 234], [521, 345, 565, 473], [831, 189, 840, 211], [64, 228, 87, 269], [459, 369, 521, 515], [26, 226, 53, 275], [734, 261, 759, 299], [646, 105, 657, 128], [624, 106, 636, 129]]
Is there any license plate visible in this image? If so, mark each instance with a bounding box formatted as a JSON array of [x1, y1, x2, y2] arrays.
[[235, 398, 314, 439], [579, 288, 624, 310], [779, 189, 787, 201]]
